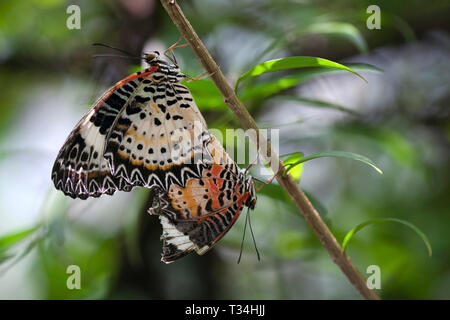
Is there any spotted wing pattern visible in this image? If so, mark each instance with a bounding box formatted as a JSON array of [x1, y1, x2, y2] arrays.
[[104, 81, 211, 191], [52, 63, 211, 199], [149, 137, 257, 263]]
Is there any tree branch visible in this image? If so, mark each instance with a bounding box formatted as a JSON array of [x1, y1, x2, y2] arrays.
[[160, 0, 380, 300]]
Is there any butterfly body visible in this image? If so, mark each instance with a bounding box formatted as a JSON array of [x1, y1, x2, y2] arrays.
[[52, 50, 257, 263]]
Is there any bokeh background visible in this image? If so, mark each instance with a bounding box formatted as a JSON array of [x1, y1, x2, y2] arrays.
[[0, 0, 449, 299]]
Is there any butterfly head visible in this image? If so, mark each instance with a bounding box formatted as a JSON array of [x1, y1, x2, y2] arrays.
[[143, 51, 185, 83], [144, 51, 161, 64]]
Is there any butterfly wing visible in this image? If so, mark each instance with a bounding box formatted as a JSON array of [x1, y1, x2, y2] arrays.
[[150, 137, 252, 263], [52, 67, 211, 199], [51, 75, 142, 199], [104, 81, 212, 191]]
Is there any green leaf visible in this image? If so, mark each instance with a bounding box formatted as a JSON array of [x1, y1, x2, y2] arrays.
[[0, 237, 41, 271], [0, 225, 40, 253], [385, 13, 417, 42], [346, 63, 383, 73], [235, 56, 368, 91], [274, 95, 360, 116], [284, 151, 383, 176], [0, 225, 40, 266], [281, 152, 304, 182], [184, 79, 227, 110], [237, 63, 381, 104], [240, 76, 303, 101], [0, 253, 15, 264], [259, 118, 306, 129], [336, 125, 421, 170], [342, 218, 432, 257], [305, 22, 369, 53]]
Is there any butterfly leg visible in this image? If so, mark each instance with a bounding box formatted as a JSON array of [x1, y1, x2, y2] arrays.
[[254, 167, 284, 191], [163, 38, 189, 65], [147, 198, 160, 216], [148, 188, 167, 215], [184, 70, 217, 83]]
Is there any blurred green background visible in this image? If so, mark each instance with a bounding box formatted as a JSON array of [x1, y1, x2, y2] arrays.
[[0, 0, 449, 299]]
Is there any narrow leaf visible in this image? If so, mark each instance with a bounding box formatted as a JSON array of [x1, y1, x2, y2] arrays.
[[275, 95, 360, 116], [284, 151, 383, 176], [282, 152, 304, 182], [0, 225, 40, 253], [237, 63, 381, 102], [0, 225, 40, 267], [342, 218, 432, 257], [305, 22, 369, 53], [236, 56, 367, 91]]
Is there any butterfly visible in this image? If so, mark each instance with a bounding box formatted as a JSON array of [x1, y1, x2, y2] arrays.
[[51, 45, 257, 263], [149, 137, 257, 263]]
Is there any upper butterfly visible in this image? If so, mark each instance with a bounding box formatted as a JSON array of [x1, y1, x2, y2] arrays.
[[52, 50, 213, 199]]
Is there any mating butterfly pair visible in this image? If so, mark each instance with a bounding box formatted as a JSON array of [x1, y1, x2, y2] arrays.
[[51, 47, 256, 263]]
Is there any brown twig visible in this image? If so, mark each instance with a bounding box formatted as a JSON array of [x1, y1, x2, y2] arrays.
[[160, 0, 380, 300]]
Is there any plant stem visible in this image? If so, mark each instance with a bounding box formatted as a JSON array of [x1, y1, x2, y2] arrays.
[[160, 0, 380, 300]]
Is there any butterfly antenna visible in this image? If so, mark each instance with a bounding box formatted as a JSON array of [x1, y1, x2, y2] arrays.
[[248, 209, 261, 261], [92, 54, 142, 60], [92, 43, 141, 59], [237, 209, 249, 264], [252, 177, 266, 184], [244, 156, 259, 175]]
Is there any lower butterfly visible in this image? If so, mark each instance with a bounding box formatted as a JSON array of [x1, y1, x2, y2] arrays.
[[51, 44, 257, 263]]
